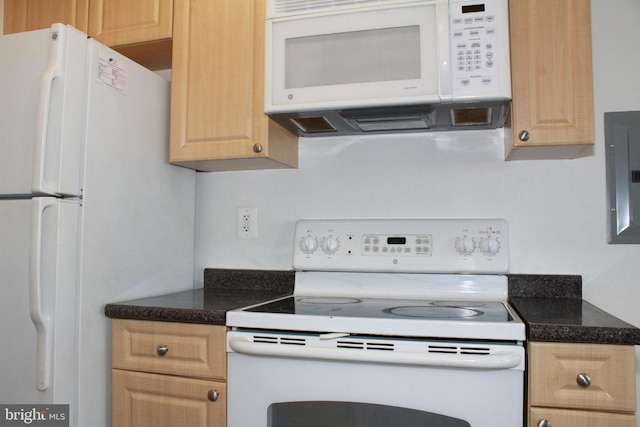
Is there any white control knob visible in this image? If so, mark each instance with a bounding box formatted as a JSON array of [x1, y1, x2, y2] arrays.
[[455, 236, 475, 255], [479, 235, 501, 255], [299, 236, 318, 254], [321, 236, 340, 254]]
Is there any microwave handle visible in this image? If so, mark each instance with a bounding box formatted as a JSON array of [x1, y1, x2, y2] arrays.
[[228, 337, 522, 370]]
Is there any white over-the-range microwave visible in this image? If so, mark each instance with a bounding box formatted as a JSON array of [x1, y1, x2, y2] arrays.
[[264, 0, 511, 137]]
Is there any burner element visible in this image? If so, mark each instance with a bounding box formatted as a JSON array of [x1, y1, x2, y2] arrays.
[[384, 305, 484, 319]]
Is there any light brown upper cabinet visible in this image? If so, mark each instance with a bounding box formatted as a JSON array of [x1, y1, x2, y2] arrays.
[[169, 0, 298, 172], [506, 0, 595, 160], [3, 0, 172, 70], [87, 0, 172, 70], [3, 0, 89, 34]]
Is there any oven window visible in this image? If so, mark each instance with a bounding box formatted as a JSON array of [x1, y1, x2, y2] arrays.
[[268, 401, 471, 427]]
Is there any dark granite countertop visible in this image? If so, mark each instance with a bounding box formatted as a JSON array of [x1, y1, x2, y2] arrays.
[[104, 269, 294, 325], [105, 270, 640, 345], [508, 274, 640, 345]]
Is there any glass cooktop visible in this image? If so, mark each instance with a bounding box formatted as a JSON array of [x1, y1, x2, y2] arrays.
[[244, 296, 514, 323]]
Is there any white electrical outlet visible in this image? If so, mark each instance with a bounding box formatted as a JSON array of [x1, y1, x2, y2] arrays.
[[237, 207, 258, 238]]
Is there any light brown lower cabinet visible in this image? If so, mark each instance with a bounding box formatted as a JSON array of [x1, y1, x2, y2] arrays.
[[112, 370, 226, 427], [111, 319, 227, 426], [529, 407, 635, 427], [528, 342, 636, 427]]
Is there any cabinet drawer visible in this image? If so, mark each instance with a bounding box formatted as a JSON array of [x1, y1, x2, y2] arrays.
[[112, 319, 226, 380], [530, 407, 636, 427], [112, 369, 226, 427], [529, 342, 635, 412]]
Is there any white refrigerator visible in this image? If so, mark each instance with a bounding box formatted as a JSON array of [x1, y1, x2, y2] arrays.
[[0, 24, 195, 426]]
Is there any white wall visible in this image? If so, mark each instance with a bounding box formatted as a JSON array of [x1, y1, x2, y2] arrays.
[[194, 0, 640, 419]]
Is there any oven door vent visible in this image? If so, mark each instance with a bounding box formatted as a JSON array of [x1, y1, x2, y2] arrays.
[[253, 335, 306, 346], [460, 346, 492, 355], [337, 340, 395, 352], [248, 334, 493, 356], [428, 344, 492, 355]]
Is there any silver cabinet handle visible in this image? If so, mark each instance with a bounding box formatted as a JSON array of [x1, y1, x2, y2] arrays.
[[577, 372, 592, 387], [518, 130, 530, 141], [208, 389, 220, 402], [156, 345, 169, 356], [537, 419, 551, 427], [252, 143, 263, 153]]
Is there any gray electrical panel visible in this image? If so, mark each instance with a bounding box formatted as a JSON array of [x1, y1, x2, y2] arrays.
[[605, 111, 640, 243]]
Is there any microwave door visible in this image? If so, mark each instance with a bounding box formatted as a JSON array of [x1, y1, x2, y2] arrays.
[[266, 2, 446, 113]]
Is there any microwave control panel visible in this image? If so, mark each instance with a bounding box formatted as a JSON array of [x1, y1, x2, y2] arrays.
[[449, 0, 509, 97]]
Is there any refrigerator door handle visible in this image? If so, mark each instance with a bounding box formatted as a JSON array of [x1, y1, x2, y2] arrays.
[[29, 198, 56, 391], [33, 26, 65, 195]]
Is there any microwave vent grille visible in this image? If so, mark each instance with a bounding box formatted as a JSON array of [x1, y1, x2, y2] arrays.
[[270, 0, 400, 17]]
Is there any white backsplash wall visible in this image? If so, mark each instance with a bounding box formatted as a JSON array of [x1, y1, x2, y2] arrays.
[[195, 0, 640, 419], [195, 0, 640, 320]]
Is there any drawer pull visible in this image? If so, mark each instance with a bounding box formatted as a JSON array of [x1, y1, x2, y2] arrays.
[[576, 372, 592, 387], [208, 389, 220, 402], [156, 345, 169, 356], [537, 419, 551, 427]]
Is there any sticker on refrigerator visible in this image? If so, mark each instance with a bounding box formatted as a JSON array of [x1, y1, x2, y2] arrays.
[[97, 50, 128, 95]]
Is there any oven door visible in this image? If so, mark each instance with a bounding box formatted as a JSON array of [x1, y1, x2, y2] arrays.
[[227, 330, 524, 426]]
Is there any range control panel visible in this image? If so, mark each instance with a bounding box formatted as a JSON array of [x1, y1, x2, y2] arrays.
[[293, 218, 508, 274]]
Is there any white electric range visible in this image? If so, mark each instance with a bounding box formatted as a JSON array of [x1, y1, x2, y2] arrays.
[[226, 218, 525, 427]]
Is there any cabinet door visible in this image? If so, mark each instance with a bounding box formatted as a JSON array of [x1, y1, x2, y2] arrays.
[[507, 0, 594, 160], [170, 0, 298, 171], [87, 0, 172, 70], [3, 0, 88, 34], [112, 370, 226, 427], [88, 0, 172, 46], [528, 342, 636, 413], [530, 407, 636, 427]]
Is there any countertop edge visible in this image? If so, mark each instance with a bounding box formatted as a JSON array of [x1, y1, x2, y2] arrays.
[[104, 303, 226, 325], [525, 324, 640, 345]]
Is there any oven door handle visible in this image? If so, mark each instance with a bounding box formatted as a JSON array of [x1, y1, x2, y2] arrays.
[[228, 337, 522, 370]]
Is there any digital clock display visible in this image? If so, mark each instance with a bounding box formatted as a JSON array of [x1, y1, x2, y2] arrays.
[[387, 237, 407, 245], [462, 4, 486, 13]]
